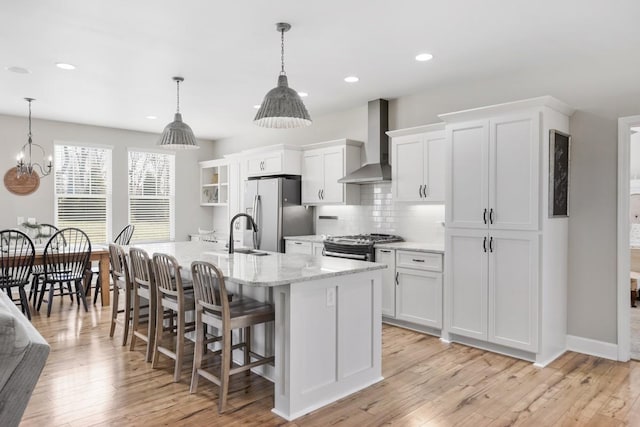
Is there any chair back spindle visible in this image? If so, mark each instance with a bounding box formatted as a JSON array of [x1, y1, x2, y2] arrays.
[[191, 261, 229, 318]]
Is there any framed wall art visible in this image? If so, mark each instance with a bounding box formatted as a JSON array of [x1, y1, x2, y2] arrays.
[[549, 129, 571, 217]]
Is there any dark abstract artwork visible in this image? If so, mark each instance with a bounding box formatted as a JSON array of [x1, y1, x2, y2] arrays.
[[549, 130, 571, 217]]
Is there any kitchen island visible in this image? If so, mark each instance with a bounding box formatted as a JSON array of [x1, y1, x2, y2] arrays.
[[130, 241, 386, 421]]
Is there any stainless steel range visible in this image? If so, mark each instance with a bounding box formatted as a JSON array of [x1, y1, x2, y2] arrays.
[[323, 233, 403, 261]]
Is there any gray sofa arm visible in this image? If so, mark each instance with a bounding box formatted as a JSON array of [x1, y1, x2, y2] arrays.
[[0, 292, 50, 427]]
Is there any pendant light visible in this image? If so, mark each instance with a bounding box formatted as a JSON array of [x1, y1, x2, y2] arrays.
[[157, 76, 199, 149], [254, 22, 312, 128], [16, 98, 52, 178]]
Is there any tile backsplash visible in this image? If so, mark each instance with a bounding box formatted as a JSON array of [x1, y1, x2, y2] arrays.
[[315, 183, 445, 243]]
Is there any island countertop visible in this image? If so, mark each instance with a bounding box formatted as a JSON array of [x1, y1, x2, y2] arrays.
[[129, 241, 387, 287]]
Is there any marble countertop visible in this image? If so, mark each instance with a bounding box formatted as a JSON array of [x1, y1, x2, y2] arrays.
[[374, 241, 444, 253], [283, 235, 325, 243], [129, 241, 386, 287]]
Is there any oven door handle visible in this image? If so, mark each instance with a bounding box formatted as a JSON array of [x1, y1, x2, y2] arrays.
[[323, 250, 368, 261]]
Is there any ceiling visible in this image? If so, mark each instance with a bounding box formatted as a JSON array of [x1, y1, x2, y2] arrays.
[[1, 0, 639, 140]]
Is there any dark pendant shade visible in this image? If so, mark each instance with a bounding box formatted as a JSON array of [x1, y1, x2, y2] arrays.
[[254, 75, 312, 129], [157, 113, 199, 150]]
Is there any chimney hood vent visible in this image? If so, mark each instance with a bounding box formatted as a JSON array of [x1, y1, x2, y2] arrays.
[[338, 99, 390, 184]]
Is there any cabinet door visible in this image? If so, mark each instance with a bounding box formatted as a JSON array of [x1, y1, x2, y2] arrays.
[[445, 228, 488, 340], [246, 153, 283, 177], [446, 121, 489, 228], [375, 248, 396, 317], [488, 230, 539, 352], [396, 268, 442, 328], [392, 135, 424, 202], [489, 114, 539, 231], [302, 151, 323, 204], [312, 243, 325, 256], [424, 132, 446, 202], [321, 148, 345, 203], [285, 240, 313, 254]]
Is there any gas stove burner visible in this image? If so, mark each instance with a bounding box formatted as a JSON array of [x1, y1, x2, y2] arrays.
[[325, 233, 403, 245]]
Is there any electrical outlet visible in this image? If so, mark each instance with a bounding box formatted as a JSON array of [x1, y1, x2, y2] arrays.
[[17, 216, 24, 226], [27, 217, 36, 225], [326, 288, 336, 307]]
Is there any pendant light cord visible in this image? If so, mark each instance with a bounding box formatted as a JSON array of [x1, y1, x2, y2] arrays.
[[176, 79, 181, 113], [280, 28, 286, 75], [27, 99, 32, 141]]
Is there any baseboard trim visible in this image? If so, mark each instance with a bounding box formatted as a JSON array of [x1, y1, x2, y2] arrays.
[[566, 335, 618, 361]]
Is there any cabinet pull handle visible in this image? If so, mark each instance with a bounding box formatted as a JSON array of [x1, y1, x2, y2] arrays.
[[318, 189, 321, 200], [489, 236, 494, 252], [395, 272, 399, 285], [418, 185, 423, 198], [422, 185, 428, 198], [321, 189, 324, 199], [294, 242, 302, 245], [380, 249, 391, 253], [483, 236, 487, 252], [483, 208, 488, 224], [412, 259, 425, 263], [489, 208, 494, 224]]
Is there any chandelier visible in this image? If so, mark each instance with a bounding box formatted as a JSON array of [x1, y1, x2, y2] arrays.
[[16, 98, 52, 178]]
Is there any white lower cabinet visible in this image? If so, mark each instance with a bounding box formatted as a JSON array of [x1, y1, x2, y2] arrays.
[[445, 228, 539, 353], [285, 240, 312, 254], [396, 268, 442, 329], [375, 248, 396, 317], [377, 248, 443, 331], [285, 240, 326, 256]]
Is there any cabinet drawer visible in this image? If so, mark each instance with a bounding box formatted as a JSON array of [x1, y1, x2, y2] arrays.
[[285, 240, 312, 254], [396, 251, 442, 272]]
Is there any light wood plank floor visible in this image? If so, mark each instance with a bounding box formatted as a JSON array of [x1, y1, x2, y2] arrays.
[[20, 301, 640, 426]]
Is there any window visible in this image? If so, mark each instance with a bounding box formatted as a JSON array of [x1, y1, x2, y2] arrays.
[[128, 150, 175, 242], [54, 144, 112, 244]]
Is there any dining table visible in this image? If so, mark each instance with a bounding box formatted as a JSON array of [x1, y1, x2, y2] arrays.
[[31, 244, 112, 306]]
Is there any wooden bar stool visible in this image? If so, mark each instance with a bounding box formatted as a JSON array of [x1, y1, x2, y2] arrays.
[[129, 248, 155, 362], [189, 261, 275, 413], [108, 243, 133, 346], [151, 253, 195, 383]]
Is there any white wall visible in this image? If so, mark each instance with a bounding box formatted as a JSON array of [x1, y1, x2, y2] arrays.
[[631, 131, 640, 179], [211, 66, 639, 345], [0, 114, 216, 242]]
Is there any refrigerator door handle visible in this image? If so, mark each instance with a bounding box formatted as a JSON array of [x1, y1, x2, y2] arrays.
[[253, 194, 262, 249]]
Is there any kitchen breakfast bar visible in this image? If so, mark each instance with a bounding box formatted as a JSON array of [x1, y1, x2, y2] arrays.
[[130, 241, 386, 421]]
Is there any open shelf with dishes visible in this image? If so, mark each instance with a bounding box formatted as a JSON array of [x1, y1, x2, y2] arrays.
[[199, 160, 229, 206]]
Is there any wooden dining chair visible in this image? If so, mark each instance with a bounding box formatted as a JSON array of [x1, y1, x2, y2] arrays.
[[0, 229, 35, 320], [151, 253, 195, 382], [108, 243, 134, 346], [93, 224, 135, 304], [37, 228, 91, 317], [189, 261, 275, 413], [29, 223, 59, 305], [129, 247, 156, 361]]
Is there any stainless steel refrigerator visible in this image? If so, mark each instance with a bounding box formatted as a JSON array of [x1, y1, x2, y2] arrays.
[[244, 176, 314, 253]]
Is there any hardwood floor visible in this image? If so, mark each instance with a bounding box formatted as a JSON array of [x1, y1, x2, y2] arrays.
[[21, 300, 640, 426]]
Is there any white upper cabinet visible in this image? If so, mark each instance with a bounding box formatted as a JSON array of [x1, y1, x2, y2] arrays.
[[244, 145, 302, 177], [301, 139, 362, 205], [446, 113, 539, 231], [389, 124, 446, 203]]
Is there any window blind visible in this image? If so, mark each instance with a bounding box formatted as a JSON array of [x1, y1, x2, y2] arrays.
[[128, 150, 175, 242], [54, 144, 112, 244]]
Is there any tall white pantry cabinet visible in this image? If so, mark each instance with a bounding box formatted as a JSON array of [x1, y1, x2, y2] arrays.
[[440, 96, 574, 366]]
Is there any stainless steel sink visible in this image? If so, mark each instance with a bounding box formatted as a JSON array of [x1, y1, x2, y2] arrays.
[[233, 248, 270, 256]]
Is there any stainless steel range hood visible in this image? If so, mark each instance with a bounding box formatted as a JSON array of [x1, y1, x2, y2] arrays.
[[338, 99, 390, 184]]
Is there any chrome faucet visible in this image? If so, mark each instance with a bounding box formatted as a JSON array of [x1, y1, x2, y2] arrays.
[[228, 213, 258, 254]]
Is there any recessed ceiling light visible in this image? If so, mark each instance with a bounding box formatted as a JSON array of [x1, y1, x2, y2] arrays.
[[344, 76, 359, 83], [253, 104, 261, 109], [415, 53, 433, 62], [55, 62, 76, 70], [5, 66, 31, 74], [145, 115, 157, 120], [298, 92, 308, 97]]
